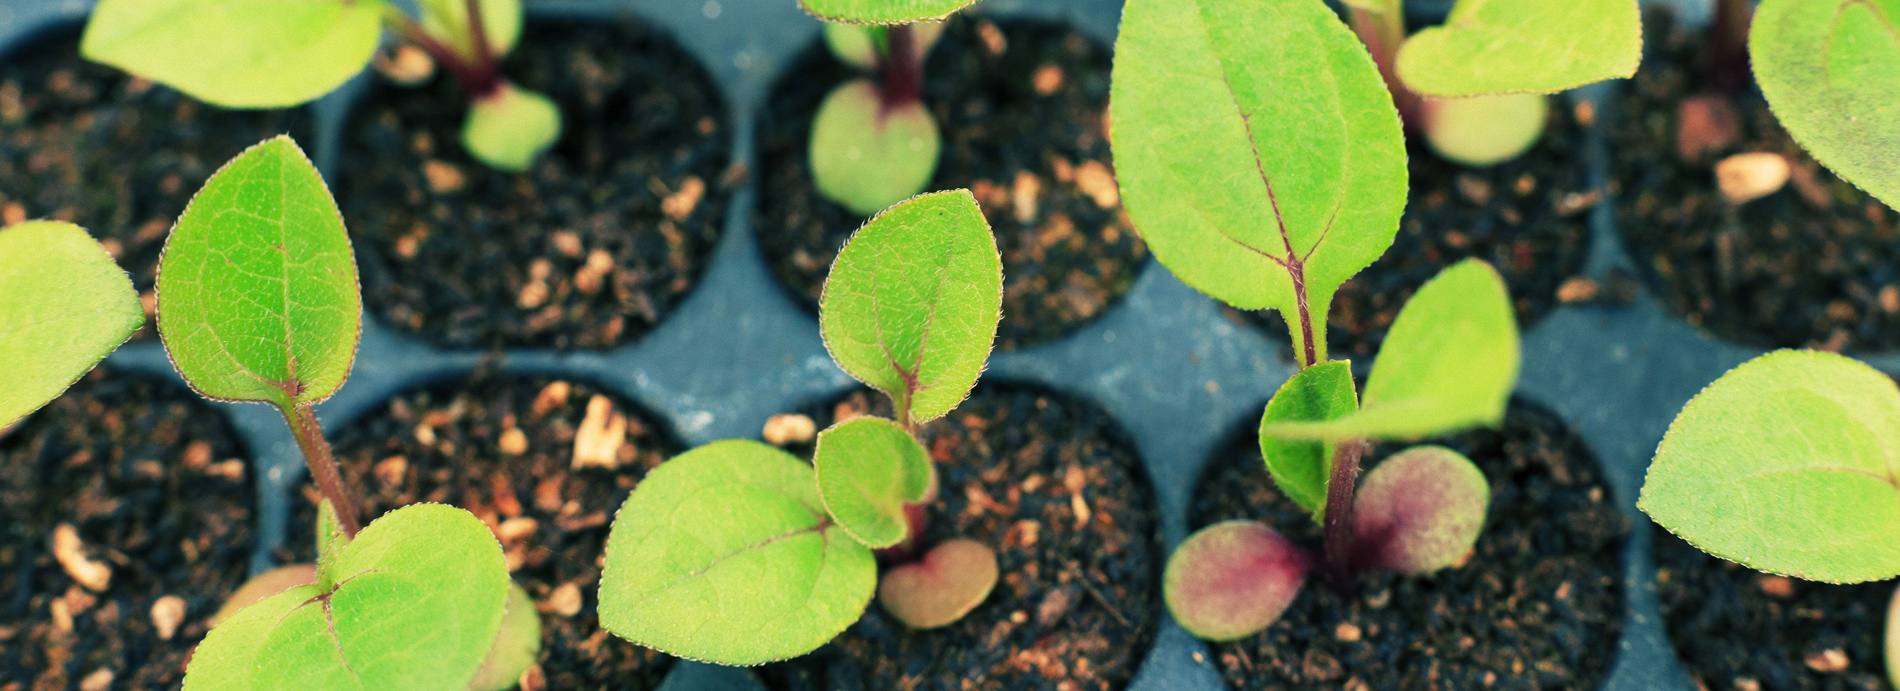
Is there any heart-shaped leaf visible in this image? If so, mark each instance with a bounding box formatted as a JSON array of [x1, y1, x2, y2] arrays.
[[0, 221, 143, 428], [1110, 0, 1407, 365], [1420, 93, 1549, 167], [810, 80, 943, 216], [815, 417, 935, 549], [1163, 521, 1309, 641], [1640, 350, 1900, 583], [799, 0, 980, 24], [157, 136, 360, 411], [184, 504, 510, 690], [820, 190, 1001, 425], [81, 0, 382, 108], [1751, 0, 1900, 211], [877, 538, 999, 629], [1258, 361, 1358, 517], [463, 82, 563, 172], [1395, 0, 1642, 98], [1351, 446, 1489, 574], [598, 440, 877, 665]]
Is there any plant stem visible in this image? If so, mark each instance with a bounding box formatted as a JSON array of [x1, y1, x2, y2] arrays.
[[1322, 439, 1365, 595], [1348, 1, 1423, 129], [1706, 0, 1752, 93], [383, 7, 503, 99], [284, 403, 361, 538], [1287, 261, 1319, 369], [875, 24, 925, 111]]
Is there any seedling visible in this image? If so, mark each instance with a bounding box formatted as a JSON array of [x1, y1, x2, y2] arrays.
[[80, 0, 559, 171], [798, 0, 981, 215], [0, 221, 144, 429], [596, 190, 1005, 664], [1111, 0, 1521, 640], [1345, 0, 1641, 165]]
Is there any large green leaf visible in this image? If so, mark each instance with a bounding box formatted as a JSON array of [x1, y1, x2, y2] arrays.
[[799, 0, 979, 23], [1258, 360, 1358, 517], [0, 222, 143, 428], [820, 190, 1000, 424], [157, 136, 360, 410], [1640, 350, 1900, 583], [1111, 0, 1407, 364], [1262, 259, 1518, 440], [814, 417, 934, 549], [1395, 0, 1642, 97], [81, 0, 381, 109], [1751, 0, 1900, 211], [598, 440, 877, 666], [184, 504, 511, 690]]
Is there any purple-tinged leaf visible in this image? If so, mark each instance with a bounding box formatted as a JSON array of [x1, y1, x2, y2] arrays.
[[877, 538, 999, 629], [1352, 445, 1489, 575], [1163, 520, 1310, 641]]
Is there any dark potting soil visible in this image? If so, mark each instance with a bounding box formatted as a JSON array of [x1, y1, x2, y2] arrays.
[[338, 20, 732, 350], [1191, 403, 1628, 689], [758, 385, 1162, 691], [0, 368, 255, 689], [1610, 8, 1900, 352], [286, 375, 679, 689], [0, 30, 310, 340], [1655, 531, 1893, 691], [753, 17, 1148, 351], [1237, 103, 1598, 364]]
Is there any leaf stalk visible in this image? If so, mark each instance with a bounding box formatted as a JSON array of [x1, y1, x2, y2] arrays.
[[284, 403, 362, 537]]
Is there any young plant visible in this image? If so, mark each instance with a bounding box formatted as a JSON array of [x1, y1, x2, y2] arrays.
[[1111, 0, 1521, 640], [596, 189, 1004, 664], [80, 0, 558, 171], [0, 221, 144, 429], [1346, 0, 1641, 166], [798, 0, 981, 215]]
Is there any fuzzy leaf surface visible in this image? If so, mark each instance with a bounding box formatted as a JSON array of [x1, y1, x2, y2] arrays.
[[1163, 520, 1309, 641], [1395, 0, 1642, 97], [815, 417, 934, 548], [800, 0, 978, 23], [1352, 445, 1489, 574], [0, 221, 143, 427], [877, 538, 998, 629], [1258, 360, 1358, 517], [81, 0, 381, 108], [1751, 0, 1900, 210]]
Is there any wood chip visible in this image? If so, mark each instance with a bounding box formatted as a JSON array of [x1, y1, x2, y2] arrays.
[[540, 583, 583, 617], [182, 441, 212, 470], [1334, 622, 1362, 642], [1074, 161, 1120, 209], [375, 44, 435, 85], [1556, 277, 1599, 303], [422, 160, 466, 194], [496, 517, 539, 544], [572, 395, 626, 470], [575, 248, 614, 295], [532, 381, 571, 416], [499, 428, 529, 456], [662, 176, 706, 221], [1675, 94, 1741, 162], [762, 413, 816, 446], [53, 524, 111, 592], [151, 595, 186, 640], [1033, 65, 1064, 95], [1804, 648, 1849, 673], [1, 202, 24, 226], [1012, 171, 1042, 223], [1715, 152, 1791, 205], [78, 668, 113, 691], [1756, 575, 1795, 598]]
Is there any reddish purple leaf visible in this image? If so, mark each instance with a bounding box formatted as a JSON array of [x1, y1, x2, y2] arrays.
[[1163, 520, 1310, 641], [878, 538, 999, 629], [1352, 445, 1490, 575]]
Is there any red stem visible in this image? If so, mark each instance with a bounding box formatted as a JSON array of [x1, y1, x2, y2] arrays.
[[1705, 0, 1753, 93], [1349, 5, 1423, 129], [1322, 440, 1365, 595], [875, 25, 925, 111], [385, 7, 502, 99], [285, 404, 361, 537]]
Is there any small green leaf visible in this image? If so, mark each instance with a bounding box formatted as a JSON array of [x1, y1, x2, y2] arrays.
[[157, 136, 360, 410], [463, 82, 563, 172], [799, 0, 979, 24], [877, 538, 999, 629], [81, 0, 382, 109], [420, 0, 523, 59], [1110, 0, 1407, 364], [1395, 0, 1642, 98], [1640, 350, 1900, 583], [810, 80, 942, 216], [1163, 521, 1309, 641], [1421, 93, 1549, 167], [815, 417, 934, 549], [185, 504, 511, 690], [1352, 445, 1489, 574], [1258, 360, 1358, 517], [469, 582, 542, 691], [598, 440, 876, 666], [1262, 259, 1518, 441], [0, 221, 143, 428], [1751, 0, 1900, 210], [820, 190, 1000, 424]]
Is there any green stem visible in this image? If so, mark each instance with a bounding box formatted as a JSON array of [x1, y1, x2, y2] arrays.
[[283, 403, 361, 537]]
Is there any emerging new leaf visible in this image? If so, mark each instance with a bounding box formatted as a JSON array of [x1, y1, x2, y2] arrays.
[[420, 0, 524, 60], [1421, 93, 1549, 167], [1111, 0, 1407, 364], [800, 0, 981, 24], [1258, 361, 1358, 517], [877, 538, 999, 629], [464, 82, 563, 172], [815, 417, 935, 549], [1395, 0, 1642, 98], [598, 440, 877, 665], [1750, 0, 1900, 211], [1640, 350, 1900, 583], [469, 583, 542, 691], [810, 80, 942, 216], [820, 190, 1001, 424], [207, 564, 318, 628], [82, 0, 382, 108], [0, 221, 143, 428], [1163, 521, 1309, 641], [1351, 446, 1489, 574]]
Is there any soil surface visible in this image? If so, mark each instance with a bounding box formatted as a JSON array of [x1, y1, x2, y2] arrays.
[[1611, 8, 1900, 352], [1239, 102, 1598, 364], [1192, 403, 1628, 689], [0, 30, 311, 340], [0, 368, 255, 689], [759, 385, 1162, 691], [339, 20, 732, 350], [1655, 531, 1893, 691], [287, 376, 678, 689], [753, 17, 1148, 350]]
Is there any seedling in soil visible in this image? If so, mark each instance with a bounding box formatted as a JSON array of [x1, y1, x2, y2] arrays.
[[136, 136, 537, 690], [0, 221, 143, 429], [81, 0, 559, 171], [597, 190, 1005, 664], [1111, 0, 1521, 640]]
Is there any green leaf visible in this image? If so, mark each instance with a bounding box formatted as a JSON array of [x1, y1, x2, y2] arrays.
[[810, 80, 942, 216], [0, 221, 143, 428], [1640, 350, 1900, 583], [1751, 0, 1900, 211], [1352, 445, 1489, 574], [1395, 0, 1642, 98], [157, 136, 360, 410], [799, 0, 979, 24], [463, 82, 563, 172], [1420, 93, 1549, 167], [819, 190, 1000, 424], [1110, 0, 1407, 364], [1162, 520, 1309, 641], [184, 504, 511, 690], [1258, 360, 1358, 517], [814, 417, 934, 549], [469, 582, 542, 691], [81, 0, 382, 109], [824, 22, 941, 70], [420, 0, 523, 59], [1262, 259, 1518, 441], [598, 440, 877, 666]]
